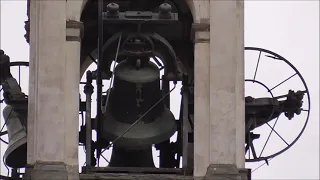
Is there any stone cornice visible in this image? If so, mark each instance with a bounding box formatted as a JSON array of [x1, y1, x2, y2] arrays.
[[24, 1, 84, 43]]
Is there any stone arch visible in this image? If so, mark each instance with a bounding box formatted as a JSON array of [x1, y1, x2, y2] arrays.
[[77, 0, 208, 78], [66, 0, 88, 21], [186, 0, 210, 23], [65, 0, 88, 78]]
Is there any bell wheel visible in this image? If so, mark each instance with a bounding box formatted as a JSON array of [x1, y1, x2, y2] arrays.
[[244, 47, 311, 163]]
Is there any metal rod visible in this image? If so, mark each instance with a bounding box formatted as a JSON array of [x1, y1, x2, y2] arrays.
[[96, 0, 104, 165], [18, 66, 21, 85], [84, 71, 94, 168], [162, 77, 170, 108], [175, 98, 183, 168], [158, 77, 171, 168], [249, 135, 258, 159], [102, 33, 122, 114], [182, 77, 189, 174]]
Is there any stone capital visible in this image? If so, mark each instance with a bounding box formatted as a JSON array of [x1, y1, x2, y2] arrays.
[[191, 22, 210, 43], [66, 20, 84, 42], [192, 22, 210, 32]]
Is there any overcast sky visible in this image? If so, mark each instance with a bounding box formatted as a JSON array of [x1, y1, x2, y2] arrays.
[[0, 1, 319, 179]]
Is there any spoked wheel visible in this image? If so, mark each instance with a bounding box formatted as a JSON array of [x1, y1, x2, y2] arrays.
[[0, 61, 29, 179], [244, 47, 310, 163]]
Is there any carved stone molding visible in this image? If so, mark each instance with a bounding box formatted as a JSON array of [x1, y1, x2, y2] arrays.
[[24, 1, 84, 43]]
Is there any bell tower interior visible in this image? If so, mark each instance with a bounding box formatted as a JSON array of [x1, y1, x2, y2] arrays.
[[77, 0, 196, 173], [1, 1, 313, 180], [1, 1, 250, 179]]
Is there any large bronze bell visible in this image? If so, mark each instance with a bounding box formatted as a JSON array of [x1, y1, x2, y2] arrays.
[[101, 57, 176, 167], [3, 105, 27, 168]]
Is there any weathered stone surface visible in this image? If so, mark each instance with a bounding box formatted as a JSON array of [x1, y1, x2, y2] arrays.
[[202, 164, 241, 180], [194, 0, 245, 177], [27, 1, 81, 179], [208, 0, 245, 168], [239, 168, 250, 180], [23, 162, 78, 180]]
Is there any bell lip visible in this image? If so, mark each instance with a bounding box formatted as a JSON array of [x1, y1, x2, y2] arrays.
[[101, 107, 177, 148], [4, 135, 27, 168], [109, 146, 156, 167]]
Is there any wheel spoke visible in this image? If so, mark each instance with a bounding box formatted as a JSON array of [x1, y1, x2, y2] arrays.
[[0, 87, 3, 103], [88, 53, 98, 64], [100, 153, 110, 164], [0, 121, 6, 132], [269, 73, 297, 92], [101, 148, 108, 154], [18, 66, 21, 85], [152, 56, 163, 67], [266, 122, 289, 146], [259, 116, 280, 157], [0, 138, 8, 144], [0, 130, 8, 136], [253, 51, 262, 81], [252, 158, 274, 173]]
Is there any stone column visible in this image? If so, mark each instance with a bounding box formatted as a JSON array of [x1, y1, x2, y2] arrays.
[[25, 1, 80, 179], [193, 0, 246, 179]]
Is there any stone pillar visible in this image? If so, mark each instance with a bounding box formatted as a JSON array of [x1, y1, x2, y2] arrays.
[[193, 23, 211, 178], [64, 19, 83, 178], [209, 0, 245, 167], [193, 0, 246, 179], [25, 1, 80, 179]]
